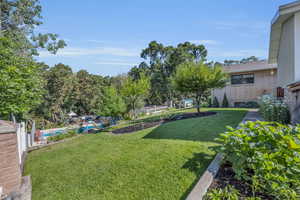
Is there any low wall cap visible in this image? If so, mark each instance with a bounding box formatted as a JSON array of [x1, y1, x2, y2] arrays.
[[0, 120, 16, 134]]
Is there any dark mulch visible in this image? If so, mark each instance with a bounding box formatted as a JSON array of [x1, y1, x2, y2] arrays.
[[112, 111, 216, 134], [209, 162, 274, 199], [112, 121, 163, 134]]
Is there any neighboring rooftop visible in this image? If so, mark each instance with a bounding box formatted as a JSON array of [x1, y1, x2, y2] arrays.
[[269, 0, 300, 64], [223, 61, 277, 74]]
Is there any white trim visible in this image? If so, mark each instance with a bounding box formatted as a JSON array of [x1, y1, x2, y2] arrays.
[[269, 1, 300, 64], [295, 12, 300, 81]]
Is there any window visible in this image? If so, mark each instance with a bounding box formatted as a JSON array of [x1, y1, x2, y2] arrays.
[[231, 74, 254, 85]]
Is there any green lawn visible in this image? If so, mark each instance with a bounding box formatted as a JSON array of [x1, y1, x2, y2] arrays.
[[24, 108, 247, 200]]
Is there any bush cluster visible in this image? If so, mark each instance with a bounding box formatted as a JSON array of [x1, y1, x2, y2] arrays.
[[212, 97, 220, 107], [259, 95, 290, 124], [222, 93, 229, 108], [217, 121, 300, 199], [48, 130, 77, 142], [235, 101, 259, 108]]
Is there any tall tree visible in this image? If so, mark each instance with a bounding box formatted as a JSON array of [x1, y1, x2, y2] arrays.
[[135, 41, 208, 105], [172, 62, 227, 113], [36, 63, 75, 122], [100, 86, 126, 117], [0, 37, 43, 119], [0, 0, 66, 55], [121, 75, 150, 119]]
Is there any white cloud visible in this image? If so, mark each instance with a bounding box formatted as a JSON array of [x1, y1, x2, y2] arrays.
[[86, 39, 107, 44], [39, 46, 139, 58], [214, 21, 268, 31], [190, 40, 220, 45], [94, 61, 138, 66]]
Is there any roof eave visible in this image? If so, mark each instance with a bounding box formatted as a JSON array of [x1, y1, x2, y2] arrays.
[[269, 1, 300, 64]]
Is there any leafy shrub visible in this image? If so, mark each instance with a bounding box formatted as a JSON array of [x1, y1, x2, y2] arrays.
[[204, 185, 239, 200], [259, 95, 290, 124], [48, 130, 76, 142], [217, 121, 300, 199], [222, 93, 229, 107], [212, 97, 220, 107], [245, 101, 259, 108], [234, 101, 259, 108]]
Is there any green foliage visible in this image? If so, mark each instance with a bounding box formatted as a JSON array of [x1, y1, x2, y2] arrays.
[[100, 86, 126, 117], [130, 41, 208, 105], [222, 93, 229, 107], [172, 62, 227, 113], [33, 64, 111, 123], [1, 0, 66, 55], [47, 130, 76, 142], [121, 75, 150, 118], [235, 101, 259, 108], [204, 185, 239, 200], [217, 121, 300, 199], [0, 37, 43, 119], [35, 63, 75, 122], [224, 56, 260, 66], [212, 97, 220, 108], [259, 95, 290, 124]]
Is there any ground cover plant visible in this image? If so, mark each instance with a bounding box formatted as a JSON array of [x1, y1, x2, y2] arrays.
[[25, 108, 246, 200], [214, 121, 300, 199], [47, 130, 77, 142]]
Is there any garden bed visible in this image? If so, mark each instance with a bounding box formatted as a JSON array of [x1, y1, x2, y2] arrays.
[[112, 111, 216, 134], [208, 162, 273, 199]]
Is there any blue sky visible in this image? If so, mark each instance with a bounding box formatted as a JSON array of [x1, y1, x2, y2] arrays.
[[37, 0, 293, 76]]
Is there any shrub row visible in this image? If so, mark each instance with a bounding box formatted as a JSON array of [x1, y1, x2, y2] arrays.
[[259, 95, 290, 124], [47, 130, 77, 142]]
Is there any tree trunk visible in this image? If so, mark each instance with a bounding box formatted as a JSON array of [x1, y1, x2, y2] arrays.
[[196, 94, 202, 114]]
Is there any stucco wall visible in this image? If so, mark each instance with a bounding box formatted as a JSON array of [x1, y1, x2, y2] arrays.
[[278, 16, 295, 87], [212, 69, 277, 106]]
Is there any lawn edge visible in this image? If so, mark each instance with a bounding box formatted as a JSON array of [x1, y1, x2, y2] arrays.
[[185, 110, 255, 200]]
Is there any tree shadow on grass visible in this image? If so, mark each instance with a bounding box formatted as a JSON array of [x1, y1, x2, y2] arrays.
[[180, 152, 215, 200]]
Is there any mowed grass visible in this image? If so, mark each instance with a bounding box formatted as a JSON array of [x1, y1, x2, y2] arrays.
[[24, 108, 247, 200]]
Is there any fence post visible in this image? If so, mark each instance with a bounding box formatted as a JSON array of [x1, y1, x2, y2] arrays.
[[16, 124, 22, 164], [30, 120, 36, 147]]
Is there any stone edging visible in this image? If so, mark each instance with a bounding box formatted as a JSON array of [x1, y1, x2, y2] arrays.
[[186, 153, 224, 200], [185, 110, 262, 200]]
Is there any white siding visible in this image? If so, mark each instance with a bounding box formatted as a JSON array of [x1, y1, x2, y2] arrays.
[[295, 12, 300, 82], [278, 16, 295, 87]]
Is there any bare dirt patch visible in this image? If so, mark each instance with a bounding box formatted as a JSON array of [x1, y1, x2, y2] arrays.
[[209, 162, 273, 199]]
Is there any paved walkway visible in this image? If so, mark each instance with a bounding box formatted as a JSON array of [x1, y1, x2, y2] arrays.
[[241, 109, 264, 123]]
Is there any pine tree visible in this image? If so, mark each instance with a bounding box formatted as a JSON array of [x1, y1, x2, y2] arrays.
[[213, 97, 220, 108], [222, 93, 229, 107]]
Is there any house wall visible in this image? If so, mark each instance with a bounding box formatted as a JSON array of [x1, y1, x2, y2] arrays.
[[277, 12, 300, 124], [278, 16, 295, 87], [212, 69, 277, 106], [294, 12, 300, 82]]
